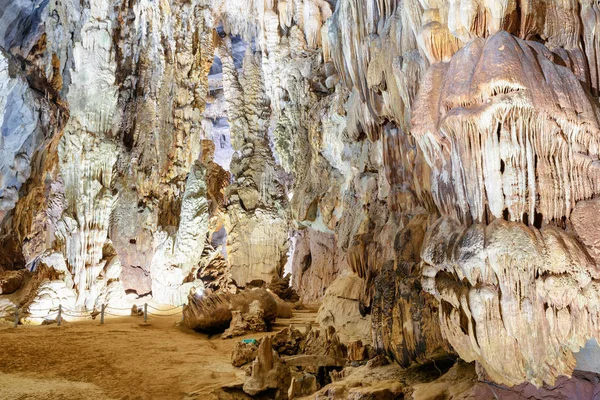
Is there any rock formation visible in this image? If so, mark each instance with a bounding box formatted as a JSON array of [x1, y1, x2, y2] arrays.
[[243, 336, 292, 399], [183, 288, 278, 333], [3, 0, 600, 392]]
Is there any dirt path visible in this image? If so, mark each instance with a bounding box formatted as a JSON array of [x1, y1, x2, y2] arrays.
[[0, 309, 318, 400]]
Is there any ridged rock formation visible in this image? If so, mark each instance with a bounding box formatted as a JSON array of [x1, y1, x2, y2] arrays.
[[219, 37, 290, 286], [413, 31, 600, 224], [422, 217, 600, 386]]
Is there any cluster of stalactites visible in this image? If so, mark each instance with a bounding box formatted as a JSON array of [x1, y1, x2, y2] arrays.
[[324, 0, 426, 140], [218, 36, 272, 147], [214, 0, 332, 51], [421, 216, 600, 387], [417, 1, 600, 94], [412, 32, 600, 225]]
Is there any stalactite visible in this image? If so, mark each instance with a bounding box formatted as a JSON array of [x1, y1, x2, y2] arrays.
[[412, 32, 600, 224], [422, 216, 600, 386]]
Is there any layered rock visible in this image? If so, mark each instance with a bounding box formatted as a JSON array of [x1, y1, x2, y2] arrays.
[[412, 31, 600, 224], [421, 217, 600, 386]]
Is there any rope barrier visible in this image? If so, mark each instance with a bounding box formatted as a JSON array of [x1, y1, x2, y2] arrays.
[[37, 312, 58, 319], [26, 307, 94, 313], [104, 311, 132, 317], [146, 304, 182, 311], [61, 308, 93, 314], [60, 312, 92, 318], [105, 306, 133, 311], [147, 311, 184, 317], [6, 302, 185, 326]]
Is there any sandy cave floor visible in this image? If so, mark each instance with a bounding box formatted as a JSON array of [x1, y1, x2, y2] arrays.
[[0, 310, 317, 400]]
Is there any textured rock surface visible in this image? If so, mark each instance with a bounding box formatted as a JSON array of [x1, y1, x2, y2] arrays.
[[421, 217, 600, 386], [317, 273, 372, 343], [290, 228, 339, 303], [372, 213, 449, 367], [572, 199, 600, 265], [183, 289, 278, 333], [3, 0, 600, 392], [243, 335, 291, 399], [232, 341, 259, 367]]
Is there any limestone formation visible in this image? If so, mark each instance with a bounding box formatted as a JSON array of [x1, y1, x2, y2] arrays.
[[183, 288, 277, 333], [150, 161, 209, 305], [222, 301, 267, 339], [0, 270, 28, 295], [421, 216, 600, 386], [232, 341, 259, 367], [372, 213, 450, 367], [196, 238, 237, 294], [412, 31, 600, 225], [288, 374, 318, 399], [3, 0, 600, 393], [316, 273, 372, 343], [243, 336, 292, 399]]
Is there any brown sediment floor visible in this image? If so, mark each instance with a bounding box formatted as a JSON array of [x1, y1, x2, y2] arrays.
[[0, 309, 318, 400]]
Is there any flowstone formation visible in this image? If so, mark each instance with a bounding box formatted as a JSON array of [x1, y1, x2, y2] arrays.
[[3, 0, 600, 393]]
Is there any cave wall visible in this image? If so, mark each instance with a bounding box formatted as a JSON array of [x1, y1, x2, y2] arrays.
[[2, 0, 600, 388]]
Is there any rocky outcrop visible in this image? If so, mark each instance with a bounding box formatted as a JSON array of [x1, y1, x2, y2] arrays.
[[422, 217, 600, 386], [222, 301, 268, 339], [150, 161, 209, 305], [372, 213, 450, 367], [232, 341, 259, 367], [412, 31, 600, 225], [317, 273, 372, 343], [572, 199, 600, 265], [290, 228, 339, 303], [219, 38, 290, 287], [243, 336, 291, 399], [183, 288, 277, 333], [0, 270, 28, 295]]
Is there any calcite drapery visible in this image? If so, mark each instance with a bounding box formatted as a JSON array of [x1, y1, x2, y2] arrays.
[[421, 217, 600, 386], [413, 31, 600, 225], [150, 161, 209, 305]]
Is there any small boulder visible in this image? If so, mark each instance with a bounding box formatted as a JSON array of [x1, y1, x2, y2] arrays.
[[232, 341, 259, 367], [347, 340, 370, 364], [272, 326, 305, 356], [222, 300, 267, 339], [0, 270, 28, 295]]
